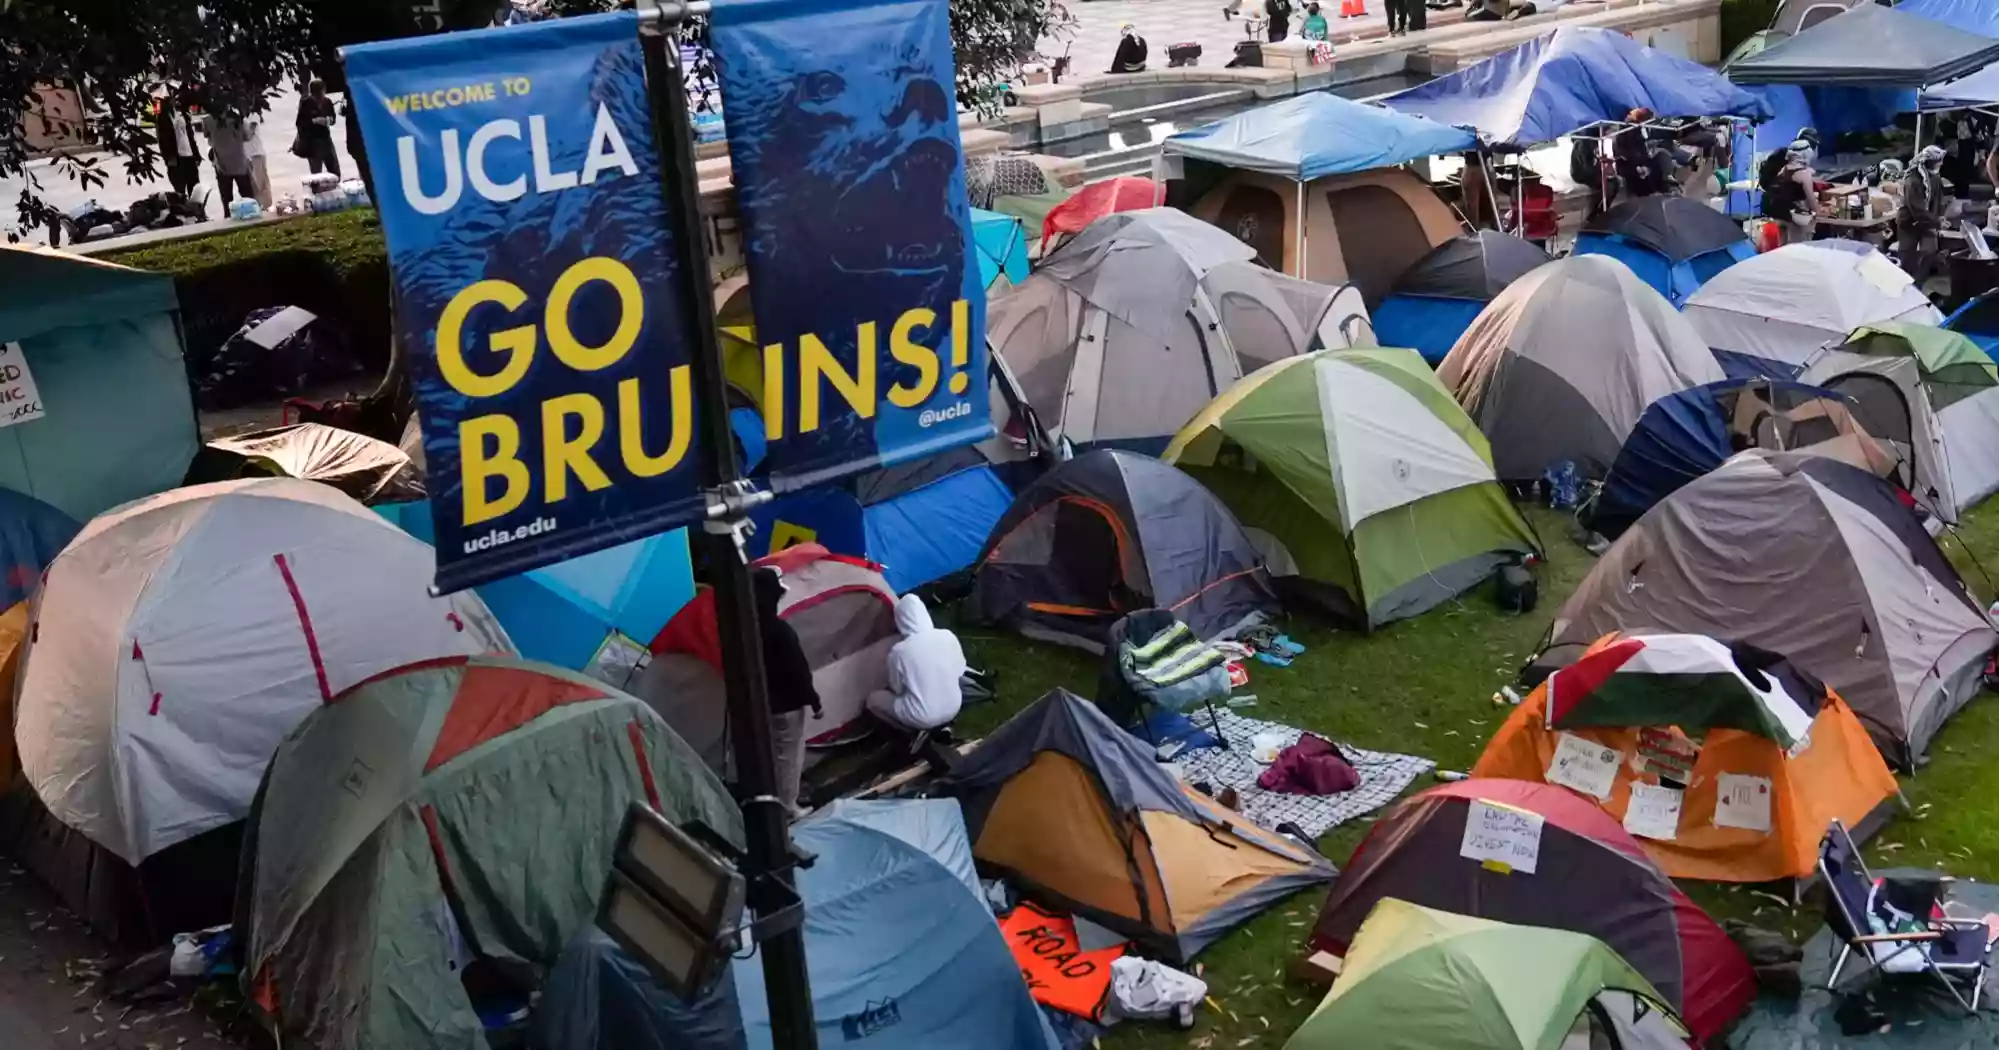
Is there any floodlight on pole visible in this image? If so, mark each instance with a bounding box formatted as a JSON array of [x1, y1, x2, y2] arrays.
[[598, 803, 807, 1001]]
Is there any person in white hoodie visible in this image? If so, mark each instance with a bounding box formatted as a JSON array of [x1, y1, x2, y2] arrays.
[[867, 594, 966, 731]]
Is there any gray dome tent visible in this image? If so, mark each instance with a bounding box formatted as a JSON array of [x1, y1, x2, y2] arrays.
[[1542, 449, 1995, 768], [968, 449, 1278, 652], [1439, 254, 1724, 481], [987, 208, 1370, 454]]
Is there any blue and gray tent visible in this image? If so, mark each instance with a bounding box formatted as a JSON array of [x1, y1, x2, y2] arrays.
[[939, 689, 1336, 963], [1587, 378, 1888, 540], [748, 444, 1015, 593], [1943, 290, 1999, 358], [1572, 198, 1756, 307], [1372, 231, 1550, 365]]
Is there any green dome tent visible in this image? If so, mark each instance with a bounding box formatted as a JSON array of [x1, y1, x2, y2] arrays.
[[1164, 348, 1539, 629], [1285, 898, 1694, 1050]]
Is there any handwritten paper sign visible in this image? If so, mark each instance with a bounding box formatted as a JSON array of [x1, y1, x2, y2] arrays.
[[0, 343, 46, 429], [1715, 773, 1774, 833], [1460, 799, 1543, 875], [1548, 732, 1621, 801], [1623, 782, 1684, 841]]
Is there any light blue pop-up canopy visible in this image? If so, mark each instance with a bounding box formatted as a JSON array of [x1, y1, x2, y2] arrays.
[[375, 500, 693, 670], [1384, 26, 1772, 146], [1160, 91, 1478, 181]]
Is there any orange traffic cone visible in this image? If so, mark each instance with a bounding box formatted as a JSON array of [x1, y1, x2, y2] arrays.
[[1339, 0, 1365, 17]]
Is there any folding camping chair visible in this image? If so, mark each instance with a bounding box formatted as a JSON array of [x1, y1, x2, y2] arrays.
[[1819, 819, 1994, 1014], [1098, 609, 1233, 753]]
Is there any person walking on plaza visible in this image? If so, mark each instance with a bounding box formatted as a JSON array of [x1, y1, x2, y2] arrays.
[[296, 79, 342, 177], [865, 595, 967, 733], [202, 113, 258, 212], [1265, 0, 1291, 42]]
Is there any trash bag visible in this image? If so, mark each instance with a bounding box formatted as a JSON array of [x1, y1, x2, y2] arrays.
[[1106, 956, 1205, 1025], [1721, 918, 1803, 999], [199, 306, 358, 411]]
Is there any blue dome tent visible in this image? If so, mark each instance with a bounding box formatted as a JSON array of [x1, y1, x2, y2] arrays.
[[971, 207, 1030, 290], [1573, 198, 1757, 307], [1587, 378, 1885, 540], [0, 488, 77, 609], [1372, 231, 1549, 365], [748, 445, 1015, 593], [1944, 290, 1999, 358], [374, 500, 693, 671], [736, 799, 1058, 1050]]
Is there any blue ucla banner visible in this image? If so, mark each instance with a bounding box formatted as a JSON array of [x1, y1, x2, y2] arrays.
[[343, 13, 709, 592], [711, 0, 991, 490]]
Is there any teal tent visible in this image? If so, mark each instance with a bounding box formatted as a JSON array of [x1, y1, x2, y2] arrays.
[[0, 246, 198, 520], [971, 207, 1029, 290]]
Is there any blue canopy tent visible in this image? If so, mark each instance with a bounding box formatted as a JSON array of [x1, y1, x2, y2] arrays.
[[971, 207, 1030, 290], [374, 501, 694, 670], [1571, 197, 1756, 306], [747, 445, 1014, 593], [1159, 90, 1478, 181], [1587, 378, 1862, 539], [0, 488, 77, 610], [736, 799, 1058, 1050], [1372, 230, 1550, 364], [1728, 2, 1999, 87], [1381, 26, 1772, 146]]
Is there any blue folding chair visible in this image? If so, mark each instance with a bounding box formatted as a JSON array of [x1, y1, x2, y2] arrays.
[[1819, 820, 1992, 1014]]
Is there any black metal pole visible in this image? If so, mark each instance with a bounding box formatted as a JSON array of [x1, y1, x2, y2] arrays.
[[638, 10, 818, 1049]]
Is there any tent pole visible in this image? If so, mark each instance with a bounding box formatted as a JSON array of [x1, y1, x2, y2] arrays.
[[1295, 178, 1308, 279], [1480, 145, 1500, 232]]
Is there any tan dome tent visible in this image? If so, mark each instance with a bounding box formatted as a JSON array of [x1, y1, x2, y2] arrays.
[[939, 690, 1336, 963], [1187, 167, 1461, 304], [1441, 255, 1724, 481], [1541, 450, 1996, 768], [988, 208, 1370, 453]]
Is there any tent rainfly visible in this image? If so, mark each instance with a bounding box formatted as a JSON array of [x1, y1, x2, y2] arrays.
[[1164, 348, 1540, 629], [1542, 450, 1996, 769], [1679, 242, 1940, 380], [1380, 27, 1772, 145], [1474, 631, 1900, 884], [1727, 1, 1999, 87], [1286, 899, 1697, 1050], [1571, 197, 1757, 307], [1372, 231, 1550, 365]]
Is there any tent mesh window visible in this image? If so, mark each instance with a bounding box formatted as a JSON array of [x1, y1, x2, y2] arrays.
[[1218, 293, 1294, 377], [1214, 185, 1287, 269], [1827, 375, 1916, 454]]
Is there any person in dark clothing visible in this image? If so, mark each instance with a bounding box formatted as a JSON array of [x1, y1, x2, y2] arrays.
[[1265, 0, 1290, 41], [1385, 0, 1407, 35], [1406, 0, 1426, 31], [1108, 24, 1149, 73], [1612, 107, 1666, 198], [155, 92, 203, 206], [296, 79, 342, 177], [1572, 129, 1614, 220], [754, 566, 821, 814]]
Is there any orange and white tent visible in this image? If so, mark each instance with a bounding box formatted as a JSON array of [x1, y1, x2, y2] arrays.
[[1473, 631, 1899, 883]]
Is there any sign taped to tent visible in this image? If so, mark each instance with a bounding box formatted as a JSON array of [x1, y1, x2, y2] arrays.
[[1460, 799, 1542, 874], [0, 342, 45, 428], [342, 12, 711, 592]]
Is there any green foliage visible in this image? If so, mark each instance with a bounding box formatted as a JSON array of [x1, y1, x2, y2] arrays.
[[1720, 0, 1783, 59], [101, 210, 390, 376], [952, 0, 1070, 114]]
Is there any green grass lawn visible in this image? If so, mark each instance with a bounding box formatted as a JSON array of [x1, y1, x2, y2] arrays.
[[940, 500, 1999, 1049]]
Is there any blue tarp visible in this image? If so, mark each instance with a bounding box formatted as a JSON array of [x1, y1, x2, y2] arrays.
[[0, 488, 77, 610], [1161, 91, 1478, 181], [375, 501, 694, 669], [1382, 26, 1772, 146], [1371, 296, 1487, 365], [735, 799, 1057, 1050], [1728, 2, 1999, 87], [971, 208, 1030, 289], [1900, 0, 1999, 38], [1945, 291, 1999, 358]]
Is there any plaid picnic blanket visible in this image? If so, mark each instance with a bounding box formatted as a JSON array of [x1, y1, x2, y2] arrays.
[[1176, 711, 1435, 840]]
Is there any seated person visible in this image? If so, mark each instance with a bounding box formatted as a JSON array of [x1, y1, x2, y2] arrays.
[[1109, 24, 1149, 73], [866, 595, 966, 732]]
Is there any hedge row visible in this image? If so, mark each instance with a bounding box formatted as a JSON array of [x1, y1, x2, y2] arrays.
[[101, 209, 393, 377]]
